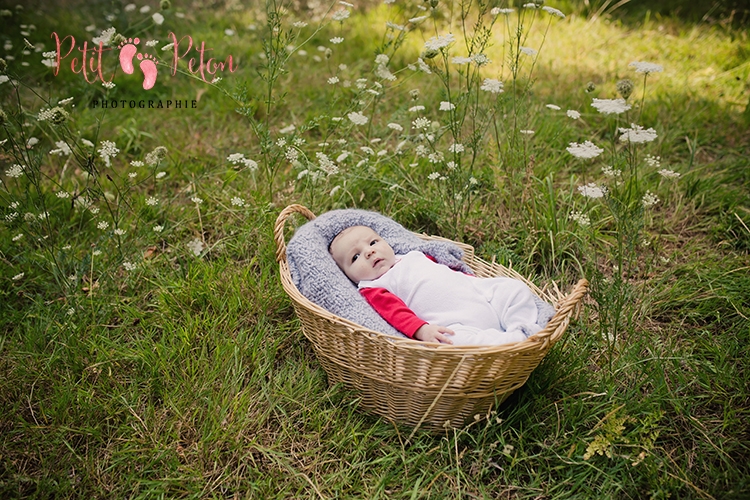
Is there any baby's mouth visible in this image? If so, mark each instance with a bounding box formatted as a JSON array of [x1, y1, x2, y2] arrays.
[[373, 258, 383, 267]]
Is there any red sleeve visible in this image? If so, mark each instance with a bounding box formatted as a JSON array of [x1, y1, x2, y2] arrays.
[[360, 287, 427, 338]]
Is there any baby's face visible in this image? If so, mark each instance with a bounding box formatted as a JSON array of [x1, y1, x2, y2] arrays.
[[330, 226, 396, 284]]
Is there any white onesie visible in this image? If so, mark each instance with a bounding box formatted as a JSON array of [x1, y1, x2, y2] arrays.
[[358, 251, 541, 346]]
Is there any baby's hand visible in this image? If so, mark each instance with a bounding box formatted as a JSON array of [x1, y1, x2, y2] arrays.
[[414, 324, 455, 344]]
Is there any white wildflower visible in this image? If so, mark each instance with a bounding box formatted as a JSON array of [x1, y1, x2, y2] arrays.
[[520, 130, 535, 135], [569, 210, 591, 226], [26, 137, 39, 148], [331, 8, 351, 21], [328, 76, 340, 84], [658, 169, 680, 179], [542, 6, 566, 18], [451, 56, 472, 65], [279, 124, 296, 134], [231, 197, 245, 207], [152, 13, 164, 25], [424, 33, 455, 51], [191, 196, 203, 205], [12, 272, 24, 281], [642, 191, 659, 207], [578, 183, 607, 198], [387, 123, 403, 132], [347, 111, 368, 125], [114, 228, 126, 235], [473, 54, 490, 66], [336, 152, 350, 162], [12, 233, 23, 241], [330, 37, 344, 44], [97, 220, 110, 230], [415, 58, 431, 74], [56, 191, 71, 198], [439, 101, 455, 111], [629, 61, 663, 74], [293, 21, 308, 28], [187, 238, 205, 256], [449, 143, 464, 153], [409, 105, 426, 112], [567, 109, 581, 119], [618, 123, 658, 144], [428, 172, 440, 180], [491, 8, 514, 15], [92, 27, 116, 46], [602, 165, 622, 178], [480, 78, 504, 94], [227, 153, 247, 164], [6, 164, 24, 178], [645, 154, 661, 168], [317, 152, 339, 175], [412, 117, 430, 130], [546, 104, 561, 111], [145, 196, 159, 206], [50, 140, 72, 156], [153, 225, 164, 233], [591, 98, 631, 115], [567, 141, 604, 159], [519, 46, 537, 56]]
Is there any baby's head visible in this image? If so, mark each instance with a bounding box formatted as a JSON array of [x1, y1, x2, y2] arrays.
[[329, 225, 396, 284]]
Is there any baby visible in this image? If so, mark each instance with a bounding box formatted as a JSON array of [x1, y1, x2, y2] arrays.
[[329, 225, 544, 345]]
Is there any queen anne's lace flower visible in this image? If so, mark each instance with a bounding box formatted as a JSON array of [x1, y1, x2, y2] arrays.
[[567, 141, 604, 159], [6, 164, 24, 178], [542, 6, 566, 18], [658, 169, 680, 179], [629, 61, 663, 74], [591, 98, 631, 115], [569, 211, 591, 226], [567, 109, 581, 119], [491, 8, 514, 15], [519, 46, 537, 56], [618, 123, 658, 144], [439, 101, 455, 111], [347, 111, 368, 125], [424, 33, 455, 51], [412, 117, 430, 129], [480, 78, 504, 94], [387, 123, 403, 132], [331, 8, 350, 21], [642, 191, 659, 207], [578, 183, 608, 198]]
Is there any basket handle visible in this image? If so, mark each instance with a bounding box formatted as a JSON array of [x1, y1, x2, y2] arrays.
[[536, 278, 589, 344], [274, 204, 317, 264]]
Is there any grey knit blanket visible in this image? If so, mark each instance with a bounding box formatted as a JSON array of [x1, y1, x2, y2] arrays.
[[286, 208, 554, 339]]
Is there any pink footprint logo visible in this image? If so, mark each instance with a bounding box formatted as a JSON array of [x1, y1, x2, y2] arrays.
[[117, 37, 140, 75], [136, 53, 158, 90]]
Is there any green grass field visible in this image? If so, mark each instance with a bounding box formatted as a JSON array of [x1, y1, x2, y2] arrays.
[[1, 0, 748, 498]]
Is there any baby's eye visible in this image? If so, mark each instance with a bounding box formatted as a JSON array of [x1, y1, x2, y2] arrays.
[[370, 239, 377, 246], [352, 253, 359, 263]]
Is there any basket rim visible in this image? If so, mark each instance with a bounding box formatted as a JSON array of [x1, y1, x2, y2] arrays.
[[274, 204, 588, 355]]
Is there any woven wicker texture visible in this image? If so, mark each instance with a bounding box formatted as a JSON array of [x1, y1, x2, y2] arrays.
[[275, 204, 589, 433]]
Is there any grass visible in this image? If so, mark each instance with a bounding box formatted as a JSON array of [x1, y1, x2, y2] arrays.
[[1, 0, 749, 498]]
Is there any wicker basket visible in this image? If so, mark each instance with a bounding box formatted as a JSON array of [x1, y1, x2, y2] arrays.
[[274, 204, 588, 433]]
